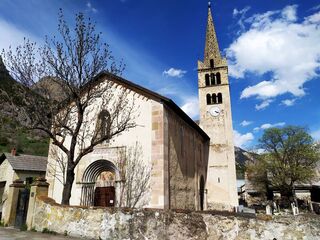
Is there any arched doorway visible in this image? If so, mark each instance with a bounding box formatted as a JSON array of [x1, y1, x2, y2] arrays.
[[199, 175, 205, 211], [80, 160, 118, 207], [94, 171, 115, 207]]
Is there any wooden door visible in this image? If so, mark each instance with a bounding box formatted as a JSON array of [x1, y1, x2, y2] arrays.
[[94, 186, 115, 207]]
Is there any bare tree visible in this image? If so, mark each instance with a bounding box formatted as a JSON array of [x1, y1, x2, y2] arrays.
[[47, 146, 67, 186], [117, 142, 152, 208], [2, 9, 136, 205]]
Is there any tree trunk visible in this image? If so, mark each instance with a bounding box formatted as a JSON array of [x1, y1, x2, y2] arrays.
[[280, 187, 293, 208], [61, 168, 75, 205]]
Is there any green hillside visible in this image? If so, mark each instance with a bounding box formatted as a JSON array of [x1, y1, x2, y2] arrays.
[[0, 58, 49, 156]]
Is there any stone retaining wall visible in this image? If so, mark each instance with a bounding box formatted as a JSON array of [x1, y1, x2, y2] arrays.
[[30, 196, 320, 240]]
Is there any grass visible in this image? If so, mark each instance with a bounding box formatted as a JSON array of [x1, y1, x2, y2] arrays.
[[0, 114, 49, 156]]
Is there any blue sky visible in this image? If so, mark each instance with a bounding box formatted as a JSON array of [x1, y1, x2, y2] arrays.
[[0, 0, 319, 149]]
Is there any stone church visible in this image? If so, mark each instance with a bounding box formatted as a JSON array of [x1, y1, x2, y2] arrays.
[[46, 5, 238, 211]]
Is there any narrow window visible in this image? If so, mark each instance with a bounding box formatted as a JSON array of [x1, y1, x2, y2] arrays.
[[97, 110, 111, 139], [212, 93, 217, 104], [205, 74, 210, 86], [180, 126, 184, 156], [210, 73, 215, 85], [216, 72, 221, 84], [217, 93, 222, 104], [206, 94, 212, 105], [210, 59, 214, 69], [218, 177, 220, 183]]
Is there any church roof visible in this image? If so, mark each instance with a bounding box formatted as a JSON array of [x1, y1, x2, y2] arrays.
[[1, 153, 47, 172], [204, 5, 221, 65], [92, 71, 210, 141]]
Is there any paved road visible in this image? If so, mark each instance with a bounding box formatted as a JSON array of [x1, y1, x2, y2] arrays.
[[0, 227, 82, 240]]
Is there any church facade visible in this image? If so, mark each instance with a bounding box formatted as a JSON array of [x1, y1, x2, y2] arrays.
[[46, 5, 238, 211]]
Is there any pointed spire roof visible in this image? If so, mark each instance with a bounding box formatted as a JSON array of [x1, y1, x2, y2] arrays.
[[203, 2, 222, 66]]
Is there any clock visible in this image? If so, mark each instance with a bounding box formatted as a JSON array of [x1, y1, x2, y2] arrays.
[[209, 106, 221, 117]]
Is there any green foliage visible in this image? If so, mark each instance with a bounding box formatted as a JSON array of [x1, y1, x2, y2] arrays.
[[248, 126, 320, 202], [42, 228, 57, 235], [0, 113, 49, 156], [20, 224, 28, 231], [31, 227, 37, 232], [0, 221, 4, 227]]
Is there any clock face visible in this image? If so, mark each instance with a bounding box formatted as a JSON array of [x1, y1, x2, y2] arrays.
[[209, 106, 221, 117]]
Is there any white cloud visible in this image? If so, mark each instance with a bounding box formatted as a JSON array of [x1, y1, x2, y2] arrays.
[[254, 122, 286, 131], [233, 130, 254, 148], [240, 120, 253, 127], [281, 98, 296, 106], [181, 97, 199, 119], [227, 5, 320, 109], [86, 2, 97, 13], [233, 6, 251, 33], [311, 129, 320, 141], [305, 12, 320, 23], [281, 5, 298, 21], [255, 99, 273, 110], [233, 6, 251, 17], [311, 4, 320, 11], [163, 68, 187, 78]]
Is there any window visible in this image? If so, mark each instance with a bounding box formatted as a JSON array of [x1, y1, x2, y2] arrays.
[[207, 93, 222, 105], [97, 110, 111, 139], [206, 94, 212, 105], [210, 73, 215, 85], [216, 72, 221, 84], [217, 93, 222, 103], [205, 74, 210, 86], [210, 59, 214, 69], [212, 93, 217, 104]]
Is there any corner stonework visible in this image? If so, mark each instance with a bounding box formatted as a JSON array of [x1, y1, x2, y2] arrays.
[[26, 177, 49, 230]]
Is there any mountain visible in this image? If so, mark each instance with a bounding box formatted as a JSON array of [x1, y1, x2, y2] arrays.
[[234, 146, 258, 179], [0, 57, 49, 156]]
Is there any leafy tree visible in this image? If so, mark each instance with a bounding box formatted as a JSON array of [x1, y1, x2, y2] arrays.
[[247, 126, 320, 205], [2, 10, 136, 205]]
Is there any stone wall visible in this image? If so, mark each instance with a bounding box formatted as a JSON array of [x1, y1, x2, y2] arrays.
[[165, 106, 209, 210], [30, 196, 320, 240]]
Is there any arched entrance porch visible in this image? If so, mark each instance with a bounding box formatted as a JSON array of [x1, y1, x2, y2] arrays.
[[80, 160, 119, 207]]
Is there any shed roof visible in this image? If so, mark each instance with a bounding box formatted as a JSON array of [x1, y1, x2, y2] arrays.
[[1, 153, 47, 172]]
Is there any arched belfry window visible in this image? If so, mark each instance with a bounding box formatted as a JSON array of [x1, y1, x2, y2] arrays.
[[205, 74, 210, 86], [206, 94, 212, 105], [216, 72, 221, 85], [210, 59, 214, 69], [96, 110, 111, 139], [212, 93, 217, 104], [210, 73, 215, 85], [217, 93, 223, 104]]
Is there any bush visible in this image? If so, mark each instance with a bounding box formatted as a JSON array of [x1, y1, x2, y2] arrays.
[[20, 224, 27, 231], [42, 228, 57, 235]]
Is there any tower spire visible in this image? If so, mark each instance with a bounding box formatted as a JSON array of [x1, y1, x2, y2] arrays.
[[204, 2, 221, 66]]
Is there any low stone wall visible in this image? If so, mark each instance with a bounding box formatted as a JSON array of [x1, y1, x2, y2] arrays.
[[30, 196, 320, 240]]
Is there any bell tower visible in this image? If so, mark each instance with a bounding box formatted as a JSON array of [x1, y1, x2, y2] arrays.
[[198, 3, 238, 210]]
